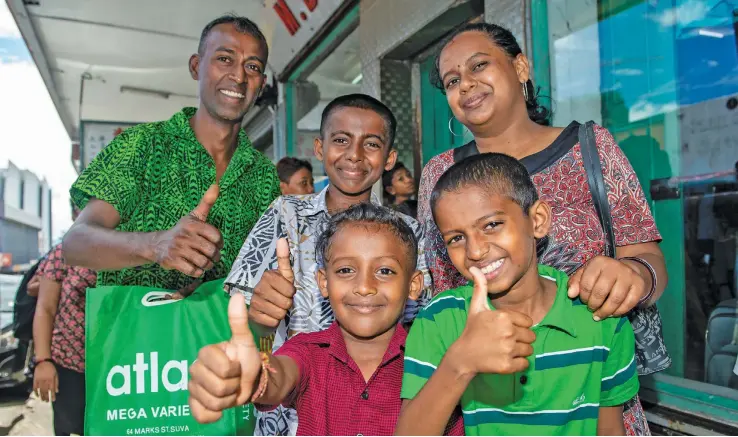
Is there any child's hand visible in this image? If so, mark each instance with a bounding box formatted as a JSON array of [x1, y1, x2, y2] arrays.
[[248, 238, 296, 328], [452, 267, 535, 377], [189, 294, 262, 424], [568, 256, 647, 321]]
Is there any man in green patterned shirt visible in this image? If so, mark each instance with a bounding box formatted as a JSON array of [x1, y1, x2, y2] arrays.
[[63, 15, 280, 292]]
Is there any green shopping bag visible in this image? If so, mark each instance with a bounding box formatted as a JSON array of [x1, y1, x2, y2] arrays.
[[85, 279, 257, 436]]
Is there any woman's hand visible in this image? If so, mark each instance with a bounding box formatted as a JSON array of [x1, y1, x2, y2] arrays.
[[567, 256, 647, 320], [33, 361, 58, 402], [27, 274, 41, 297]]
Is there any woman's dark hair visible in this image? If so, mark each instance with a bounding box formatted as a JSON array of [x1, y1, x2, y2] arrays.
[[430, 153, 539, 220], [430, 22, 550, 126], [382, 162, 409, 204], [316, 203, 418, 268]]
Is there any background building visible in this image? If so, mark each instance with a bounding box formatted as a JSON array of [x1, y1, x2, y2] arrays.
[[0, 161, 52, 270]]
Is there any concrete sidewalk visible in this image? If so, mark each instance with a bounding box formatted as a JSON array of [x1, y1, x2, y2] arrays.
[[0, 392, 52, 436]]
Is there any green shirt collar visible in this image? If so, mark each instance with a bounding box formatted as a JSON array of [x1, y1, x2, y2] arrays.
[[480, 265, 578, 338], [534, 265, 578, 337], [166, 107, 257, 191]]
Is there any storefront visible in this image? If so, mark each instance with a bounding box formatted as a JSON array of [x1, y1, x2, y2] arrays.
[[344, 0, 738, 433], [527, 0, 738, 433]]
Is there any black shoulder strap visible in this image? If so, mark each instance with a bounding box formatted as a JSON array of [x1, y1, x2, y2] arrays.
[[579, 121, 616, 258], [453, 141, 479, 163]]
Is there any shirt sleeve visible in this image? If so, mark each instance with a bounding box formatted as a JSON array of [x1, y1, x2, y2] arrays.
[[272, 333, 312, 409], [69, 126, 149, 222], [225, 197, 286, 303], [600, 317, 640, 407], [594, 125, 662, 247], [40, 244, 66, 284], [401, 303, 455, 401], [417, 154, 467, 296]]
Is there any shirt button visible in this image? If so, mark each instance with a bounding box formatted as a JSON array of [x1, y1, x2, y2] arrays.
[[361, 389, 369, 400], [520, 375, 528, 385]]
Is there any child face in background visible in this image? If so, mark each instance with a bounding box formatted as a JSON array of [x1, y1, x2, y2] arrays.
[[317, 222, 423, 340], [389, 167, 416, 199], [281, 167, 314, 195]]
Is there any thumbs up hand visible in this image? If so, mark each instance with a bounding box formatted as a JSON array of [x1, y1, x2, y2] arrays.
[[248, 238, 297, 329], [450, 267, 536, 377], [151, 185, 224, 278], [189, 294, 262, 424]]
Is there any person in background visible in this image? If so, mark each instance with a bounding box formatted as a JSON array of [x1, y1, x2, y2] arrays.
[[33, 208, 96, 436], [277, 157, 315, 195], [62, 15, 280, 294], [417, 22, 667, 435], [382, 162, 417, 218]]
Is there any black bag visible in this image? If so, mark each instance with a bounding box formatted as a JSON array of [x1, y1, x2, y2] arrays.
[[12, 258, 42, 341], [579, 121, 672, 376]]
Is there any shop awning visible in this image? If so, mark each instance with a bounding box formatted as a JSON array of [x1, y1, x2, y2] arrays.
[[6, 0, 271, 144]]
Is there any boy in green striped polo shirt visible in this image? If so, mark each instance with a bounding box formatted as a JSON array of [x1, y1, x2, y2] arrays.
[[397, 153, 639, 436]]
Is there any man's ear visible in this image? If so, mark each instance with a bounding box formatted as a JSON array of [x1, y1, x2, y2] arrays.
[[387, 186, 397, 196], [313, 137, 325, 162], [257, 74, 267, 98], [316, 268, 329, 298], [529, 200, 552, 239], [408, 270, 424, 301], [279, 181, 289, 195], [189, 54, 200, 80]]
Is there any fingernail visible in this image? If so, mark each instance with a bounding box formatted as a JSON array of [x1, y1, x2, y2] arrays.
[[593, 315, 601, 322]]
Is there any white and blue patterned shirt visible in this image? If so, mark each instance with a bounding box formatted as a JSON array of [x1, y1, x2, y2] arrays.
[[225, 186, 432, 436]]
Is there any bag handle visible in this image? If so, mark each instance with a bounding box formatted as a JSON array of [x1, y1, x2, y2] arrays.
[[579, 121, 616, 258], [141, 291, 178, 307]]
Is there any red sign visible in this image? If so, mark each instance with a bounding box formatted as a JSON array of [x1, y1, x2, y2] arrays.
[[274, 0, 319, 36], [0, 253, 11, 268]]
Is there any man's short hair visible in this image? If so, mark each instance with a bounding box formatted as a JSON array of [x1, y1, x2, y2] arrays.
[[198, 14, 269, 60], [276, 157, 313, 183], [320, 94, 397, 147], [430, 153, 539, 218], [316, 203, 418, 268]]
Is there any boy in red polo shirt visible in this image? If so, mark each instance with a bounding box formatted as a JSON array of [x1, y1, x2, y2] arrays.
[[188, 203, 462, 435]]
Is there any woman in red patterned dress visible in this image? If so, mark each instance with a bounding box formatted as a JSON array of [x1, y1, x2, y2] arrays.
[[33, 242, 96, 436], [418, 23, 668, 436]]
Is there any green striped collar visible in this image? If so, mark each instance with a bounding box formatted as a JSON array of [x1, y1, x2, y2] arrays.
[[534, 265, 578, 338], [477, 265, 578, 338]]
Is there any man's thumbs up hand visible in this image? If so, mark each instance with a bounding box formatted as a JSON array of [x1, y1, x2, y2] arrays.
[[190, 184, 219, 221], [151, 185, 224, 278]]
